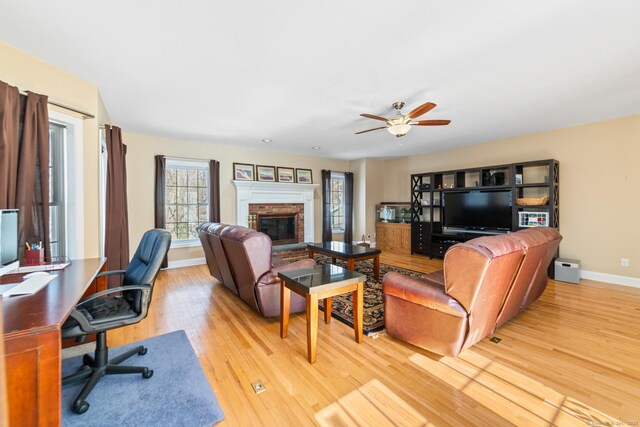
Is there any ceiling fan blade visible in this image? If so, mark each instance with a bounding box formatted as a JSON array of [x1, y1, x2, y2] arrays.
[[405, 102, 437, 120], [355, 126, 387, 135], [360, 113, 389, 122], [412, 119, 451, 126]]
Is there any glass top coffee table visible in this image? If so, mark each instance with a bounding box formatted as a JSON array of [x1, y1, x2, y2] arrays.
[[307, 241, 382, 280], [278, 264, 366, 363]]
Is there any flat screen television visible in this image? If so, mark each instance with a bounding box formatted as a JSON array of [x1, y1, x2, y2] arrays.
[[0, 209, 20, 276], [443, 191, 512, 232]]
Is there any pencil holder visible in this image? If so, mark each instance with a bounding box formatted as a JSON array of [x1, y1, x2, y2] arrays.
[[25, 249, 44, 266]]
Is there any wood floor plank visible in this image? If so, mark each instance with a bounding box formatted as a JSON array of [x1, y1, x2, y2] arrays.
[[105, 250, 640, 426]]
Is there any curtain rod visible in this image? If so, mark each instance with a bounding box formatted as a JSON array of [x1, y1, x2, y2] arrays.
[[19, 91, 95, 119], [164, 155, 211, 163]]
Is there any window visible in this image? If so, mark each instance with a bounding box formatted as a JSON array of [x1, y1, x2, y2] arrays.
[[47, 110, 84, 260], [49, 122, 66, 258], [330, 172, 345, 232], [165, 159, 209, 245]]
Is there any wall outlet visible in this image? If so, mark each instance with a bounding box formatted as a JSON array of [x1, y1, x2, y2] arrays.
[[621, 258, 629, 267]]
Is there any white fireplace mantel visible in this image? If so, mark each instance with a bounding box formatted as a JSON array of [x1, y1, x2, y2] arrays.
[[233, 180, 319, 242]]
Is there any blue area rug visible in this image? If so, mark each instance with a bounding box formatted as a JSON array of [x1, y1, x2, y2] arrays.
[[62, 330, 224, 427]]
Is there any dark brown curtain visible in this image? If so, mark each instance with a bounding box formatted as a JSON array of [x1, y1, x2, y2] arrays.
[[154, 155, 167, 268], [0, 83, 51, 259], [104, 125, 130, 286], [0, 81, 20, 210], [343, 172, 354, 244], [209, 159, 220, 222], [321, 169, 332, 242]]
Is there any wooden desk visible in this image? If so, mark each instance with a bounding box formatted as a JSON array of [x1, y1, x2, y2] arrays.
[[2, 258, 106, 427]]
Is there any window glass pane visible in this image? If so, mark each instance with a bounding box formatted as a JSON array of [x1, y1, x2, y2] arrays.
[[176, 188, 187, 204], [187, 190, 197, 205], [188, 225, 199, 239], [187, 169, 197, 186], [166, 206, 177, 223], [198, 205, 209, 222], [177, 169, 187, 186], [198, 188, 208, 204], [165, 186, 176, 205], [188, 206, 198, 223], [49, 122, 66, 258], [177, 206, 187, 222], [176, 223, 189, 239], [166, 169, 177, 186], [198, 170, 207, 187]]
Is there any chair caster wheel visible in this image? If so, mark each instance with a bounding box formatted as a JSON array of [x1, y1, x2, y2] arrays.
[[138, 347, 148, 356], [142, 368, 154, 379], [82, 354, 94, 366], [73, 401, 90, 414]]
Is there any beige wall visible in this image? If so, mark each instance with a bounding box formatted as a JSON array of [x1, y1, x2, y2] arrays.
[[384, 115, 640, 277], [365, 158, 386, 243], [0, 41, 101, 258], [350, 158, 386, 243], [122, 132, 349, 262]]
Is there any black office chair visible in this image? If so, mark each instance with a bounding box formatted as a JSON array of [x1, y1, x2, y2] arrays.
[[61, 229, 171, 414]]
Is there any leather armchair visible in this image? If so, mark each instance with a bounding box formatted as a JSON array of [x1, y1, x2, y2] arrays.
[[61, 229, 171, 414], [198, 223, 316, 317]]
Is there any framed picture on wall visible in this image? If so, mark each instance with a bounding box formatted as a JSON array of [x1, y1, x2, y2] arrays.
[[233, 163, 254, 181], [277, 167, 295, 183], [256, 165, 276, 182], [296, 168, 312, 184]]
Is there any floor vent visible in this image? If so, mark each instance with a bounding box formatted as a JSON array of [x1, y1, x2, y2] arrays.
[[251, 380, 266, 394]]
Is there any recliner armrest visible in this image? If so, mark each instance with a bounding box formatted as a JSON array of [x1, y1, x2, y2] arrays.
[[257, 258, 317, 287], [382, 272, 467, 318]]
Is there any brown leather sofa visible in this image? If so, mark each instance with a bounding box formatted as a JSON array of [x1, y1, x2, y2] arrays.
[[382, 228, 561, 356], [198, 222, 316, 317]]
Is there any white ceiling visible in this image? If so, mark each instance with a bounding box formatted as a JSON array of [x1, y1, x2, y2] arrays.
[[2, 1, 640, 160]]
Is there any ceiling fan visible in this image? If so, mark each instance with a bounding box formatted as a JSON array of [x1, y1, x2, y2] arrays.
[[356, 101, 451, 137]]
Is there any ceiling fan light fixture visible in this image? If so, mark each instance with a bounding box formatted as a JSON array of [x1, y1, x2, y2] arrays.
[[387, 123, 411, 137]]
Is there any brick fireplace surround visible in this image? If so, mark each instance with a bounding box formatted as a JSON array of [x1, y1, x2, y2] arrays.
[[248, 203, 305, 243]]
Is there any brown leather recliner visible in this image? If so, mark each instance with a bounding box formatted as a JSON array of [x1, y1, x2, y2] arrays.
[[198, 222, 315, 317], [495, 227, 562, 328], [383, 228, 561, 356]]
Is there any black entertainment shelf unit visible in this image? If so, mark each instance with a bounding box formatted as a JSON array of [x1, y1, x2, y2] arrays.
[[410, 159, 559, 258]]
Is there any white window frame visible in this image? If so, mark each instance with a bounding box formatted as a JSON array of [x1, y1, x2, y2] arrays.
[[165, 158, 210, 249], [98, 128, 107, 257], [330, 171, 345, 233], [48, 110, 84, 259]]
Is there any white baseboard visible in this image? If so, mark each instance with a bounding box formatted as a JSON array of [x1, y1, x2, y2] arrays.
[[166, 257, 206, 269], [580, 270, 640, 288]]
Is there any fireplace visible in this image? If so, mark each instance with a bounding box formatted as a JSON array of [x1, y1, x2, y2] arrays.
[[233, 181, 319, 242], [248, 203, 304, 244], [258, 214, 297, 245]]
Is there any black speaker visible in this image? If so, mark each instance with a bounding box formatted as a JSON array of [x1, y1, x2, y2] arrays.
[[490, 172, 505, 186]]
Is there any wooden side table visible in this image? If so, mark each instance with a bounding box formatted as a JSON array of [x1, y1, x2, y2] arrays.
[[278, 264, 365, 363]]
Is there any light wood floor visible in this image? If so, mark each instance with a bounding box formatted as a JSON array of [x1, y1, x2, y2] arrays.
[[108, 251, 640, 426]]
